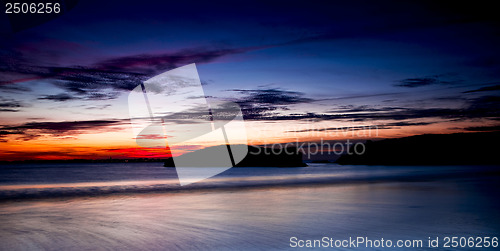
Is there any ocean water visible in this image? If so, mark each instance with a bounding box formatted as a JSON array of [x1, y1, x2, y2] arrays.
[[0, 163, 499, 250]]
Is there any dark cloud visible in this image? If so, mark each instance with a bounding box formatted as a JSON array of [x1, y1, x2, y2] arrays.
[[2, 119, 124, 133], [241, 94, 499, 122], [327, 105, 403, 114], [0, 98, 23, 108], [0, 108, 19, 112], [466, 95, 500, 118], [288, 125, 388, 134], [395, 75, 458, 88], [463, 125, 500, 132], [231, 88, 312, 105], [385, 121, 434, 127], [138, 88, 313, 123], [287, 121, 434, 133], [157, 101, 244, 124], [94, 47, 251, 74], [397, 77, 437, 87], [0, 130, 18, 135], [326, 92, 403, 101], [229, 88, 312, 119], [38, 93, 79, 102], [0, 46, 256, 101], [463, 84, 500, 93], [0, 119, 126, 141], [0, 84, 31, 93], [0, 97, 25, 112], [160, 106, 212, 123]]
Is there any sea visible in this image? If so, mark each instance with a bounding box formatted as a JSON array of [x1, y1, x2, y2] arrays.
[[0, 163, 499, 250]]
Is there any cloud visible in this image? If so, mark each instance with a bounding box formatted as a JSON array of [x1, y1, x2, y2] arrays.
[[463, 84, 500, 93], [287, 121, 435, 134], [231, 88, 312, 105], [0, 97, 25, 112], [0, 108, 20, 112], [0, 45, 257, 101], [0, 98, 23, 108], [325, 92, 403, 101], [94, 47, 252, 73], [463, 125, 500, 132], [466, 95, 500, 118], [239, 93, 500, 123], [38, 93, 79, 102], [3, 119, 124, 133], [0, 119, 126, 141], [0, 84, 31, 93], [0, 130, 18, 142], [228, 88, 312, 119], [85, 104, 112, 110], [327, 105, 403, 114], [395, 75, 459, 88], [384, 121, 434, 127], [134, 88, 314, 123], [396, 77, 438, 88]]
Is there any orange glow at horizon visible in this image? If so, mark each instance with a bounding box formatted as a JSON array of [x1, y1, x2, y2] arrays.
[[0, 119, 488, 161]]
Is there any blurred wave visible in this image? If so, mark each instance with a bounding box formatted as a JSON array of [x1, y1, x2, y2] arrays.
[[1, 163, 499, 200]]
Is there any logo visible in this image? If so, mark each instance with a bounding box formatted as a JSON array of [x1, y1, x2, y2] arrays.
[[128, 63, 247, 185]]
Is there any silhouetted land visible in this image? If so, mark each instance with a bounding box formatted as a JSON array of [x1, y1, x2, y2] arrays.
[[336, 131, 500, 165], [237, 145, 307, 167], [310, 160, 333, 163], [3, 132, 498, 166], [164, 145, 307, 167]]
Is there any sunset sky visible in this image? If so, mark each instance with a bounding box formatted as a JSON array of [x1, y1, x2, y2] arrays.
[[1, 1, 499, 160]]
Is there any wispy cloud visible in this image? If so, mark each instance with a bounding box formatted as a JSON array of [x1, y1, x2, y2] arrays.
[[463, 125, 500, 132], [395, 75, 459, 88], [0, 84, 31, 93], [0, 119, 127, 141], [229, 88, 312, 119], [38, 93, 80, 102], [0, 97, 26, 112], [463, 84, 500, 93], [0, 45, 259, 101], [237, 93, 499, 123], [325, 92, 403, 100], [287, 121, 434, 133]]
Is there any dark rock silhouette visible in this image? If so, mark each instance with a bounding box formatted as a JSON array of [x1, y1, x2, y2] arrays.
[[310, 160, 332, 163], [164, 145, 307, 167], [237, 145, 307, 167], [336, 132, 500, 165]]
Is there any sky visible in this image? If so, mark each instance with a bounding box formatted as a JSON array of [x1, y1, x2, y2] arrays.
[[0, 0, 499, 160]]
